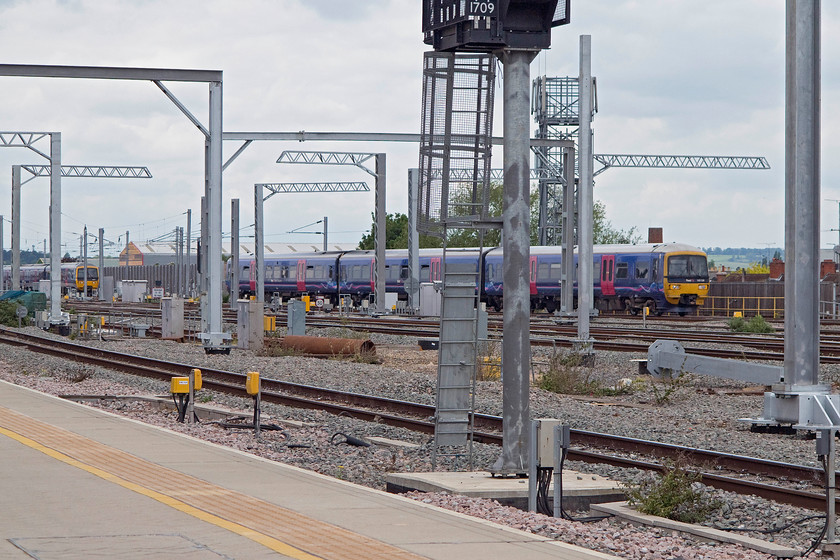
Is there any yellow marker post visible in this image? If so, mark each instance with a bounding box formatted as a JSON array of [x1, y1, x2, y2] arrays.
[[246, 372, 261, 438]]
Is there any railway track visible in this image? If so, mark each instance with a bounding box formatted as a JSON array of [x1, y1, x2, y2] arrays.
[[65, 301, 840, 362], [0, 325, 834, 511]]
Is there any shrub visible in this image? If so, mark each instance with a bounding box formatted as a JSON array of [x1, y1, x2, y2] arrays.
[[728, 314, 774, 334], [537, 351, 636, 397], [647, 370, 693, 405], [624, 460, 722, 523], [0, 301, 28, 328]]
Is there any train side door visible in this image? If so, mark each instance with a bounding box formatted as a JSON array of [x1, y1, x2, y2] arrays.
[[601, 254, 616, 296], [296, 259, 306, 292], [529, 256, 538, 295], [430, 257, 441, 282]]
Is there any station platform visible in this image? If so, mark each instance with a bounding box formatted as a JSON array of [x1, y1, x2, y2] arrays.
[[0, 380, 619, 560]]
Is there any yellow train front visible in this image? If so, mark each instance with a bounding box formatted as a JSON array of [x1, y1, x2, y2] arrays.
[[60, 263, 99, 296], [660, 247, 709, 310]]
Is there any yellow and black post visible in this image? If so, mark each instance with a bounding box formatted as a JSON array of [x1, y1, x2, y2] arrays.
[[246, 371, 261, 438]]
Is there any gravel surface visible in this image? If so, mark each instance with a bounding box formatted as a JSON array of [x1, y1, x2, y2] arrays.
[[1, 319, 837, 559]]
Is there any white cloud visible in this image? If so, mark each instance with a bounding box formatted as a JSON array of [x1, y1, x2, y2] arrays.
[[0, 0, 834, 254]]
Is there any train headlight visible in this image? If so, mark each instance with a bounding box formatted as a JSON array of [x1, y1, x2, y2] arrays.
[[699, 285, 707, 290], [670, 284, 680, 290]]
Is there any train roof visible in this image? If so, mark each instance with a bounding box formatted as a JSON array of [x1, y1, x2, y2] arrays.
[[239, 242, 705, 263], [488, 242, 705, 256]]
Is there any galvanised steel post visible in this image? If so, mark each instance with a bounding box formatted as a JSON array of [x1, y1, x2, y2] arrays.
[[49, 132, 61, 322], [83, 225, 88, 300], [185, 209, 192, 295], [408, 169, 420, 312], [323, 216, 328, 253], [0, 214, 3, 292], [230, 198, 239, 308], [11, 165, 20, 289], [98, 228, 104, 300], [577, 35, 594, 346], [254, 185, 264, 304], [784, 0, 820, 388], [562, 148, 575, 314], [375, 153, 386, 311], [207, 79, 224, 339], [495, 49, 536, 474]]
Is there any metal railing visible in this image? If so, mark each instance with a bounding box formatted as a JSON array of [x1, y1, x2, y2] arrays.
[[699, 296, 785, 319]]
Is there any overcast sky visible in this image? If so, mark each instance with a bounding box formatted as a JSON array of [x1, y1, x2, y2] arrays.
[[0, 0, 837, 256]]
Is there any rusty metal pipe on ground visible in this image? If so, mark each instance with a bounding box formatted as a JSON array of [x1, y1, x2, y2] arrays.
[[278, 335, 376, 357]]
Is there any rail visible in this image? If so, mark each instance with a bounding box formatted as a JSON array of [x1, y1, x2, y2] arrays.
[[0, 326, 836, 511]]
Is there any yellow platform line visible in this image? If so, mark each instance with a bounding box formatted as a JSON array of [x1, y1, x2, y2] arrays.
[[0, 406, 425, 560]]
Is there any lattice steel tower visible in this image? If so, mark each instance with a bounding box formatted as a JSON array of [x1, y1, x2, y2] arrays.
[[533, 76, 586, 246]]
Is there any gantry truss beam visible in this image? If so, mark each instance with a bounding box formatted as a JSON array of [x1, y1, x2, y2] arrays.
[[259, 182, 369, 198], [593, 154, 771, 176], [0, 132, 49, 148], [20, 165, 152, 178], [278, 150, 380, 179], [441, 168, 560, 181], [277, 150, 375, 166]]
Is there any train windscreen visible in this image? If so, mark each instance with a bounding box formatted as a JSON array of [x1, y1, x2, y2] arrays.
[[666, 255, 708, 282], [77, 266, 98, 280]]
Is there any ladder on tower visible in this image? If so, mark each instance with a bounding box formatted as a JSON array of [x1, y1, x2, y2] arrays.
[[432, 251, 480, 470]]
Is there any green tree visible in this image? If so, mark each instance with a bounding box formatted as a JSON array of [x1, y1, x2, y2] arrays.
[[357, 213, 442, 250], [358, 183, 639, 248]]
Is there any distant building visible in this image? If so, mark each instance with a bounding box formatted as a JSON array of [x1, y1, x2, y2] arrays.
[[118, 241, 358, 266]]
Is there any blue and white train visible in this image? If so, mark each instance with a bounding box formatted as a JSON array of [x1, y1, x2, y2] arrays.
[[231, 242, 709, 316]]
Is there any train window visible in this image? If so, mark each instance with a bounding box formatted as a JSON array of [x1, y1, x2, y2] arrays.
[[615, 263, 628, 279], [288, 266, 296, 280], [328, 265, 334, 279], [666, 255, 708, 280], [549, 263, 562, 280], [361, 264, 370, 279], [352, 265, 361, 279], [420, 265, 430, 282], [240, 266, 250, 281], [537, 263, 549, 280], [651, 259, 659, 282], [635, 264, 649, 280], [400, 265, 409, 279]]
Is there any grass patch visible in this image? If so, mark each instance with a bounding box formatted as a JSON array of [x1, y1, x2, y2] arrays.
[[536, 351, 636, 397], [624, 460, 722, 523], [728, 314, 775, 334]]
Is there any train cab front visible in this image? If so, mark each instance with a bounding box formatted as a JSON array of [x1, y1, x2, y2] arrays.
[[662, 252, 710, 309]]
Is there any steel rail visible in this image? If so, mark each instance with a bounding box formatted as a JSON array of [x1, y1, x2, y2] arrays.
[[0, 326, 834, 511], [53, 303, 840, 363]]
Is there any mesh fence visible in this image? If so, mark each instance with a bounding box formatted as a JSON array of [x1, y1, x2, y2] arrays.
[[418, 52, 496, 237]]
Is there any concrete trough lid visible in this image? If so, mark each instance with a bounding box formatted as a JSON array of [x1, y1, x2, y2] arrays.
[[591, 502, 799, 558], [386, 470, 622, 500]]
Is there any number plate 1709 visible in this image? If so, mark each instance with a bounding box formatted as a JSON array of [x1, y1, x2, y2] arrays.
[[467, 0, 496, 16]]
